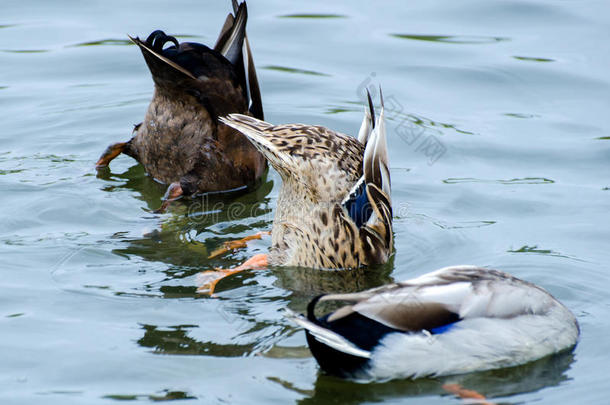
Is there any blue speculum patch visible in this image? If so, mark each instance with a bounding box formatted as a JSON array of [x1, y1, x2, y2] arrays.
[[429, 321, 458, 334], [343, 180, 372, 228]]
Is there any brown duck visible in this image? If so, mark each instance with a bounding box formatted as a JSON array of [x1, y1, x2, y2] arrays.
[[96, 1, 266, 210]]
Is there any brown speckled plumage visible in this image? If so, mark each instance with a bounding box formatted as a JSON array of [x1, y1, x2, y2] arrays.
[[220, 93, 393, 269], [98, 1, 266, 196]]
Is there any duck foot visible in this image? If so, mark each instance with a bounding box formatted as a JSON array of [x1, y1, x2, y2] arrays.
[[154, 182, 183, 213], [208, 231, 271, 259], [442, 384, 494, 405], [96, 142, 127, 168], [197, 253, 268, 295]]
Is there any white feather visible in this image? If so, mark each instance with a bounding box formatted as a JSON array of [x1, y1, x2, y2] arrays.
[[284, 309, 371, 359], [357, 106, 373, 145], [372, 102, 391, 199], [370, 304, 578, 379]]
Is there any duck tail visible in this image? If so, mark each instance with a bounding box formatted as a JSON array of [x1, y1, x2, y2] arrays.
[[363, 88, 391, 199], [219, 114, 296, 171], [357, 89, 375, 144], [213, 1, 247, 65], [306, 295, 326, 324], [284, 297, 371, 378], [214, 1, 263, 119], [129, 33, 197, 84], [358, 88, 393, 263], [284, 306, 371, 361]]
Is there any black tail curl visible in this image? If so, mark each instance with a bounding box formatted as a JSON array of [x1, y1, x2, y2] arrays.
[[145, 30, 179, 51], [307, 294, 326, 325]]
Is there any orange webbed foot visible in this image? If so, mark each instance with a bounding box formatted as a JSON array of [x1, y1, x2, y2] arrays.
[[96, 142, 127, 168], [442, 384, 494, 405], [154, 182, 183, 213], [208, 231, 271, 259], [197, 253, 268, 295]]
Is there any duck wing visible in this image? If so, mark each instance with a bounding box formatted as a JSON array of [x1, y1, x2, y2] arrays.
[[318, 266, 559, 332], [342, 90, 392, 264]]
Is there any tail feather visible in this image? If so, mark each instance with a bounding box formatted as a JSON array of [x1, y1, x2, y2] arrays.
[[359, 88, 393, 262], [357, 89, 375, 144], [284, 309, 371, 359], [364, 88, 390, 198], [214, 1, 247, 65], [343, 89, 392, 240], [214, 1, 263, 119], [243, 35, 264, 119], [219, 114, 292, 169], [218, 114, 274, 144], [213, 14, 235, 51], [129, 34, 197, 81]]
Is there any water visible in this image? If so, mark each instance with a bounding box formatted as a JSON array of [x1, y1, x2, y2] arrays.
[[1, 0, 609, 403]]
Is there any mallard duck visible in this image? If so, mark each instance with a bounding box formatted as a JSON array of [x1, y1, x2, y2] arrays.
[[196, 91, 392, 293], [287, 265, 580, 380], [96, 1, 266, 210]]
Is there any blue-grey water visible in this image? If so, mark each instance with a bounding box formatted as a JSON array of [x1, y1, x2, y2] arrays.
[[1, 0, 609, 403]]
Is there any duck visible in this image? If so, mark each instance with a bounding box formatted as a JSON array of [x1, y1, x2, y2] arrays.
[[96, 0, 266, 210], [287, 265, 580, 380], [196, 91, 392, 293]]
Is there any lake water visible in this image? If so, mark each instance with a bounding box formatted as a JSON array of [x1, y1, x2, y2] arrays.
[[1, 0, 609, 403]]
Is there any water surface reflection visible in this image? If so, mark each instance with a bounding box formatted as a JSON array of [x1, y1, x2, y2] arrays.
[[288, 352, 575, 404]]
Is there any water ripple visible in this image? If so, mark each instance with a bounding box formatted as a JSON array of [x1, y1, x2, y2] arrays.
[[391, 34, 509, 44], [443, 177, 555, 185], [69, 38, 133, 47], [263, 65, 331, 77], [278, 14, 347, 19]]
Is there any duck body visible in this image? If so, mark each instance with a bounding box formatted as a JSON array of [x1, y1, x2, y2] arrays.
[[220, 91, 392, 268], [289, 266, 579, 380], [98, 1, 266, 197]]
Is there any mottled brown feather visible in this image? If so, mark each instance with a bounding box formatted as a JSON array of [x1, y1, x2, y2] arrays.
[[220, 99, 393, 269]]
